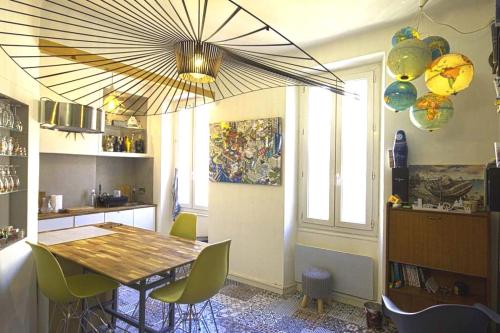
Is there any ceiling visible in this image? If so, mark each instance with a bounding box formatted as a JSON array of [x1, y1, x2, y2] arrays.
[[232, 0, 491, 46]]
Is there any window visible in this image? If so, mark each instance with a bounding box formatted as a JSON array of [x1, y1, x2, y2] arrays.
[[299, 67, 379, 233], [175, 106, 209, 210]]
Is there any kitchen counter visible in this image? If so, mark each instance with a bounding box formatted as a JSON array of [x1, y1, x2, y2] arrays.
[[38, 204, 156, 220]]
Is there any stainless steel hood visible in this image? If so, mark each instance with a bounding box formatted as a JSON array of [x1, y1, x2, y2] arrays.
[[39, 99, 104, 134]]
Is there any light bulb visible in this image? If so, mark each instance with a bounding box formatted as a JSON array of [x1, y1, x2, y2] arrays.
[[194, 55, 204, 68]]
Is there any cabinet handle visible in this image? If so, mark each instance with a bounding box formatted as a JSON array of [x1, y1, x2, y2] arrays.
[[427, 216, 442, 221]]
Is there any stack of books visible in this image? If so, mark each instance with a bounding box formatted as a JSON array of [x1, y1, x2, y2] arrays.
[[390, 262, 426, 288]]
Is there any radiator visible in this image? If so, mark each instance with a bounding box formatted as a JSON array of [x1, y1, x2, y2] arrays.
[[295, 244, 374, 300]]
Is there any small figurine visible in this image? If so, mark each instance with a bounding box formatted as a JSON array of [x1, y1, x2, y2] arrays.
[[393, 130, 408, 168]]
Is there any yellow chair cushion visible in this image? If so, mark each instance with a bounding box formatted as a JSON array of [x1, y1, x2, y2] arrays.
[[66, 274, 119, 299]]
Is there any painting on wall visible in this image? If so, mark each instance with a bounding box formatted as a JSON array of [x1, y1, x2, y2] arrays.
[[408, 165, 485, 207], [209, 117, 282, 185]]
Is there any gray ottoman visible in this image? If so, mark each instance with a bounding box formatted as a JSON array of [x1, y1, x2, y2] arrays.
[[301, 267, 332, 313]]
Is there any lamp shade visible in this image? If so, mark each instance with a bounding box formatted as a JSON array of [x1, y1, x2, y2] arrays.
[[425, 53, 474, 96], [174, 41, 223, 83], [423, 36, 450, 60], [391, 26, 421, 46], [384, 81, 417, 112], [387, 39, 432, 82], [409, 92, 454, 132]]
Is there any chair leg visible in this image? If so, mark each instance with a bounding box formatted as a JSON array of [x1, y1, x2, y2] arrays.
[[208, 299, 219, 333], [188, 305, 193, 333], [317, 299, 324, 314], [301, 295, 309, 308]]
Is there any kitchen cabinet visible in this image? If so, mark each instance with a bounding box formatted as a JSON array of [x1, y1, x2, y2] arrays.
[[74, 213, 105, 227], [133, 207, 155, 231], [38, 216, 74, 232], [40, 128, 101, 156], [104, 210, 134, 226]]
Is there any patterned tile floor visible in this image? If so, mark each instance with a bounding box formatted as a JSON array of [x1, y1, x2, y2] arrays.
[[115, 280, 395, 333]]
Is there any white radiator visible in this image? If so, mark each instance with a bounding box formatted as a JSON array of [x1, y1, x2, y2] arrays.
[[295, 244, 374, 300]]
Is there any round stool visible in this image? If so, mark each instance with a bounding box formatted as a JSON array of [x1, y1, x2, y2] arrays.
[[301, 267, 332, 314]]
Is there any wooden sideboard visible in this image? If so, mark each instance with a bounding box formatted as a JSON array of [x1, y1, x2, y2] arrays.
[[386, 206, 491, 312]]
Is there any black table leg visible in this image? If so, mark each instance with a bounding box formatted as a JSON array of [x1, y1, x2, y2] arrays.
[[139, 280, 147, 333], [168, 269, 176, 331], [112, 288, 118, 328]]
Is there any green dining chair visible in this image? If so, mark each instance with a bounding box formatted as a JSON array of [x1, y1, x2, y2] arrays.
[[150, 239, 231, 333], [28, 242, 119, 333], [170, 212, 197, 241]]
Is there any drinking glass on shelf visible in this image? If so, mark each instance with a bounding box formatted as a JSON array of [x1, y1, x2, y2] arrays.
[[0, 167, 4, 193], [0, 101, 13, 129], [0, 136, 6, 155], [6, 137, 13, 155], [4, 166, 14, 192], [0, 166, 6, 193], [10, 166, 19, 190], [11, 105, 22, 132], [0, 106, 4, 128]]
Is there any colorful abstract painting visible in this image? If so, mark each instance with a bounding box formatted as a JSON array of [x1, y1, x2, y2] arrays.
[[409, 165, 485, 207], [209, 117, 282, 185]]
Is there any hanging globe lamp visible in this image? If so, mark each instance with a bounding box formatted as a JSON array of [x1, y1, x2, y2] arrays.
[[409, 92, 454, 132], [425, 53, 474, 96]]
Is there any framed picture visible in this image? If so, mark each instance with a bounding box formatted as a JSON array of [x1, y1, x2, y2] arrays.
[[209, 117, 282, 185], [408, 165, 485, 207]]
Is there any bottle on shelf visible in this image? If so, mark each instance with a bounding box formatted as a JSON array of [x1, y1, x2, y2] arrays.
[[135, 135, 145, 154], [113, 136, 120, 152], [130, 133, 136, 153], [124, 136, 131, 153]]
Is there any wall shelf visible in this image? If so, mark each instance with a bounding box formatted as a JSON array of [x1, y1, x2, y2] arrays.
[[0, 125, 22, 132], [0, 154, 27, 158], [0, 189, 27, 196], [105, 125, 145, 132], [98, 152, 152, 158]]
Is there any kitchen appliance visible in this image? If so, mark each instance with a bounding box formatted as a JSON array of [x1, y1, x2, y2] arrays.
[[97, 194, 128, 208], [39, 99, 104, 133], [49, 194, 63, 212], [87, 189, 96, 207]]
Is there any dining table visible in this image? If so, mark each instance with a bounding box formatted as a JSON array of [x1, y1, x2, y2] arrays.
[[39, 222, 208, 333]]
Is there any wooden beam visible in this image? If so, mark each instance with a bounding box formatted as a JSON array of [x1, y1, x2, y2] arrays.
[[38, 38, 214, 99]]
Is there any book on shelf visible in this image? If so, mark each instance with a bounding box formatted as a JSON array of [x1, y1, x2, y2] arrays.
[[390, 262, 427, 289]]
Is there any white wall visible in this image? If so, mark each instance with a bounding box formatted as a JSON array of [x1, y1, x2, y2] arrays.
[[0, 26, 40, 333], [297, 0, 496, 303], [207, 88, 296, 292]]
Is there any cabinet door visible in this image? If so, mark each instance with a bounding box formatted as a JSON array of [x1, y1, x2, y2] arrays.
[[389, 210, 489, 277], [74, 213, 105, 227], [104, 210, 134, 226], [40, 128, 100, 155], [39, 217, 74, 232], [134, 207, 155, 231]]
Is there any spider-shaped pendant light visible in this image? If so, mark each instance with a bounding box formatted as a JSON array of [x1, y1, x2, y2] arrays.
[[0, 0, 345, 116]]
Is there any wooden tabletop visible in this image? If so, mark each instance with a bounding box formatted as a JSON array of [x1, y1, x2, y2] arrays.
[[42, 223, 207, 285]]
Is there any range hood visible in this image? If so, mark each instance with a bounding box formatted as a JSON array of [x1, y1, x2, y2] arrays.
[[39, 99, 104, 134]]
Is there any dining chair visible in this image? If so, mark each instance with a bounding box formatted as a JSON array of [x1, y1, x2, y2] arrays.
[[382, 295, 500, 333], [150, 239, 231, 333], [170, 212, 197, 241], [28, 242, 119, 333]]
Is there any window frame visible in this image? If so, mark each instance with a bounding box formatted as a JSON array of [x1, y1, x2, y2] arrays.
[[298, 64, 381, 236], [174, 108, 209, 212]]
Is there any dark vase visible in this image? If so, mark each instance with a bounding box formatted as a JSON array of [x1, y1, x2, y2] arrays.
[[393, 130, 408, 168]]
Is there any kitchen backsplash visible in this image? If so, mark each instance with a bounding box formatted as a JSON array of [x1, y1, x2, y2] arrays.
[[39, 153, 153, 208]]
